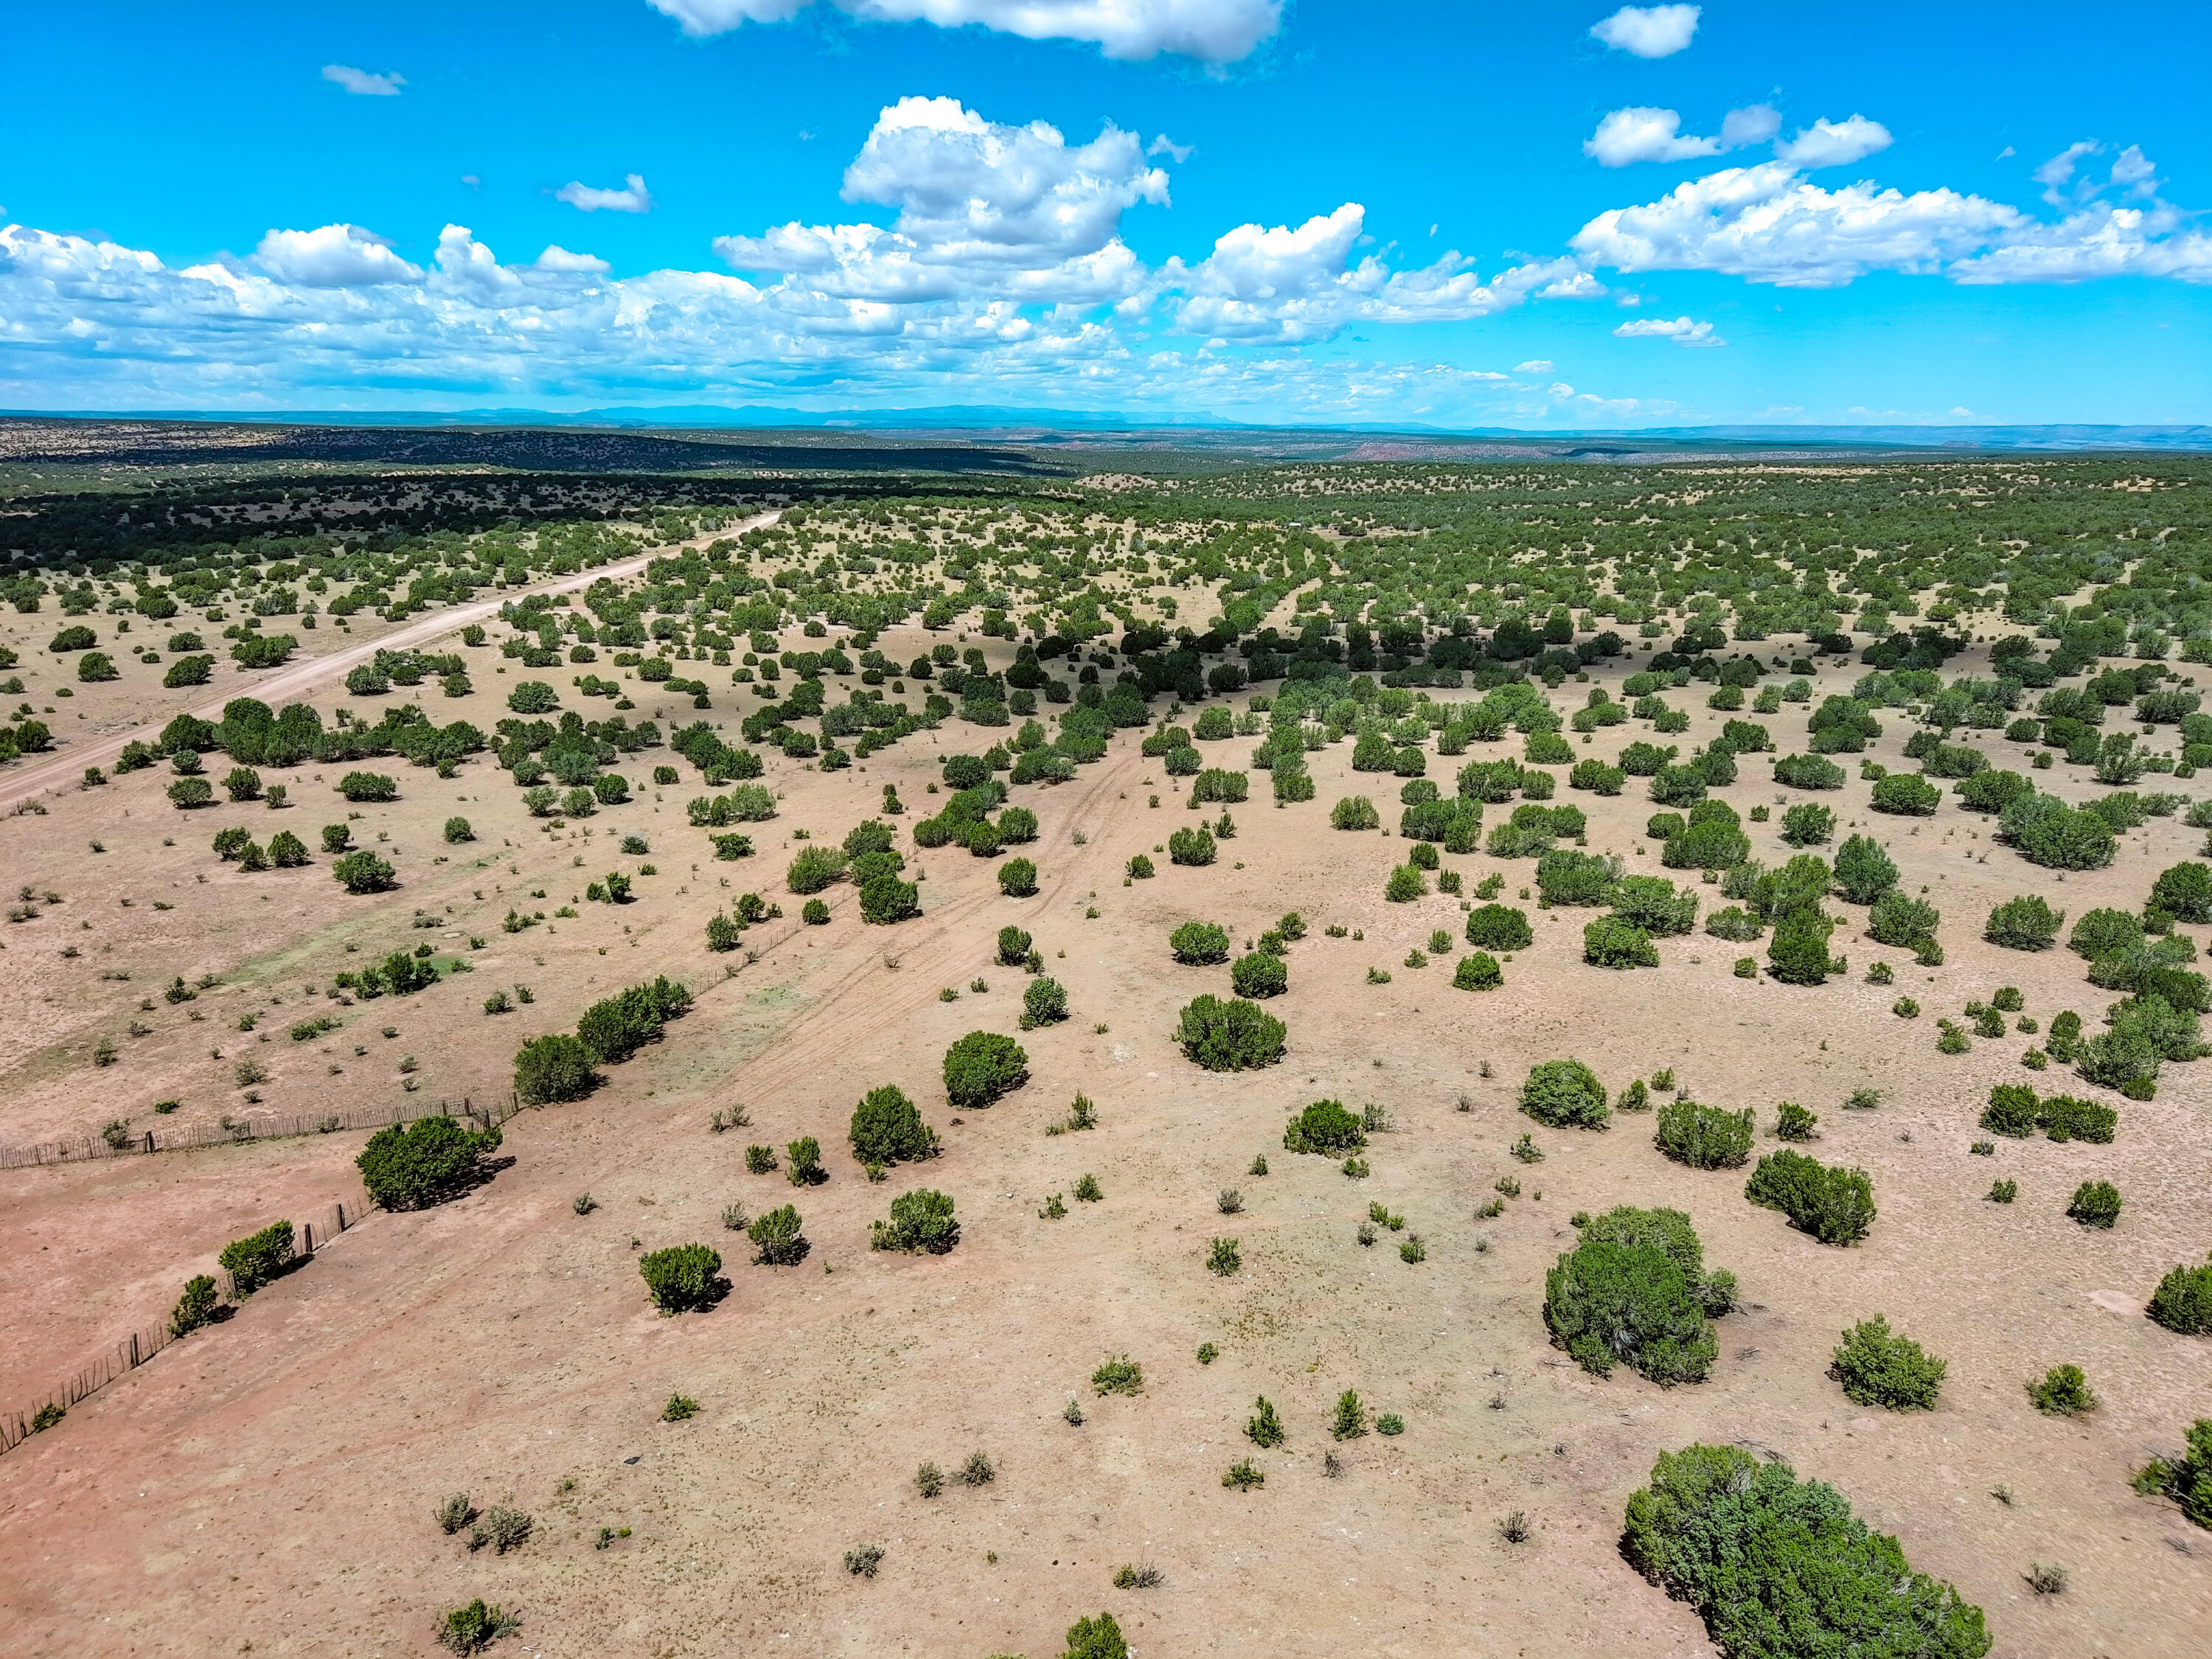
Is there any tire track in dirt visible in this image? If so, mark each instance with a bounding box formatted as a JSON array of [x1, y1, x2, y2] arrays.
[[689, 739, 1147, 1107], [0, 510, 781, 813]]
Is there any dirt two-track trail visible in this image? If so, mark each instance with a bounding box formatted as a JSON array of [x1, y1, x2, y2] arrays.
[[0, 510, 781, 814]]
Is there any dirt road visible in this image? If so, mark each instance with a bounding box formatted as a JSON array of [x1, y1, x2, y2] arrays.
[[0, 509, 779, 812]]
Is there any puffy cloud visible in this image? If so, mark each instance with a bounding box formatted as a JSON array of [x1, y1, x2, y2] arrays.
[[1514, 359, 1553, 374], [322, 65, 405, 96], [1165, 204, 1595, 344], [1773, 115, 1891, 170], [536, 245, 613, 274], [644, 0, 1282, 63], [1585, 103, 1778, 167], [1613, 314, 1724, 346], [1575, 145, 2212, 288], [252, 223, 424, 286], [556, 175, 655, 213], [1571, 160, 2021, 287], [1950, 199, 2212, 285], [715, 97, 1165, 306], [1588, 4, 1699, 58]]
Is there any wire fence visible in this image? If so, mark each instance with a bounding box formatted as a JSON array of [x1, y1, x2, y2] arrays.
[[0, 1095, 518, 1170], [0, 1194, 366, 1457]]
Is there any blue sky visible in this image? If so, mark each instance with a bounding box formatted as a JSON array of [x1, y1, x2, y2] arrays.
[[4, 1, 2208, 426]]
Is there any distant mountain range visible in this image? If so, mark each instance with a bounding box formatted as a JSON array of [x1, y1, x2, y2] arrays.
[[7, 406, 2209, 453]]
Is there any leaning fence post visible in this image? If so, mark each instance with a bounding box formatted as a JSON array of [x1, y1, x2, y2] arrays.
[[130, 1332, 140, 1368]]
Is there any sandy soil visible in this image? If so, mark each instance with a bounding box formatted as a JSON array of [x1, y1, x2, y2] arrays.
[[2, 625, 2209, 1658]]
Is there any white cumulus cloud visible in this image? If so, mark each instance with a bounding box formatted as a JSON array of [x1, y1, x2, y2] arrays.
[[1613, 314, 1724, 346], [1588, 4, 1699, 58], [1573, 145, 2212, 288], [556, 175, 655, 213], [646, 0, 1282, 63], [252, 223, 423, 286], [322, 64, 405, 96], [536, 245, 613, 274], [1571, 160, 2022, 287], [1514, 359, 1553, 373], [1773, 115, 1892, 170], [1585, 104, 1778, 167]]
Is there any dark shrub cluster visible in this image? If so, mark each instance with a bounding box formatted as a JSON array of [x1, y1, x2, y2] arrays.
[[1653, 1099, 1753, 1169], [577, 976, 693, 1063], [1622, 1445, 1989, 1659], [1179, 995, 1286, 1071], [942, 1032, 1029, 1106], [872, 1188, 960, 1253], [1545, 1207, 1734, 1385], [639, 1243, 726, 1313], [1169, 920, 1231, 964], [1985, 894, 2065, 950], [1831, 1315, 1946, 1409], [1465, 904, 1533, 950], [1520, 1060, 1608, 1128], [358, 1116, 503, 1209], [1745, 1150, 1877, 1245], [1283, 1098, 1366, 1156], [218, 1220, 296, 1295], [849, 1085, 939, 1166], [513, 1033, 597, 1104]]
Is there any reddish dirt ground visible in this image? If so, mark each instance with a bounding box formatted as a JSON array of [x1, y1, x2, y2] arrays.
[[3, 622, 2210, 1658]]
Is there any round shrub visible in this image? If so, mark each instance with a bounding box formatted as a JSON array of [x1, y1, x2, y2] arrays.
[[2067, 1179, 2122, 1229], [507, 680, 560, 714], [167, 776, 215, 810], [1773, 752, 1846, 790], [1870, 773, 1941, 815], [1332, 795, 1380, 830], [801, 897, 830, 925], [1832, 834, 1899, 904], [1230, 951, 1287, 998], [1385, 863, 1427, 902], [1167, 826, 1217, 866], [1985, 894, 2063, 950], [1520, 1060, 1608, 1129], [786, 844, 849, 894], [995, 925, 1032, 965], [1649, 765, 1707, 807], [871, 1188, 959, 1253], [1465, 904, 1533, 951], [1780, 803, 1835, 846], [1282, 1099, 1365, 1155], [1611, 875, 1698, 936], [267, 830, 308, 867], [1868, 891, 1941, 949], [1127, 853, 1155, 879], [965, 821, 1004, 858], [338, 771, 398, 803], [331, 850, 396, 894], [1537, 849, 1615, 905], [513, 1032, 599, 1104], [2152, 862, 2212, 924], [1655, 1099, 1754, 1169], [2146, 1255, 2212, 1335], [1023, 976, 1068, 1026], [1170, 920, 1231, 964], [1745, 1149, 1877, 1244], [1585, 917, 1659, 969], [997, 806, 1039, 843], [850, 1085, 939, 1165], [859, 874, 919, 924], [1453, 952, 1503, 990], [1831, 1315, 1944, 1409], [1545, 1238, 1717, 1385], [2070, 907, 2145, 959], [942, 1031, 1029, 1107], [358, 1116, 503, 1210], [639, 1243, 725, 1314], [1177, 994, 1287, 1072], [998, 857, 1038, 897], [2001, 793, 2116, 869]]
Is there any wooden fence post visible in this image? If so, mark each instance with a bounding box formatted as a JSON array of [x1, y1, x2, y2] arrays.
[[129, 1332, 139, 1368]]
